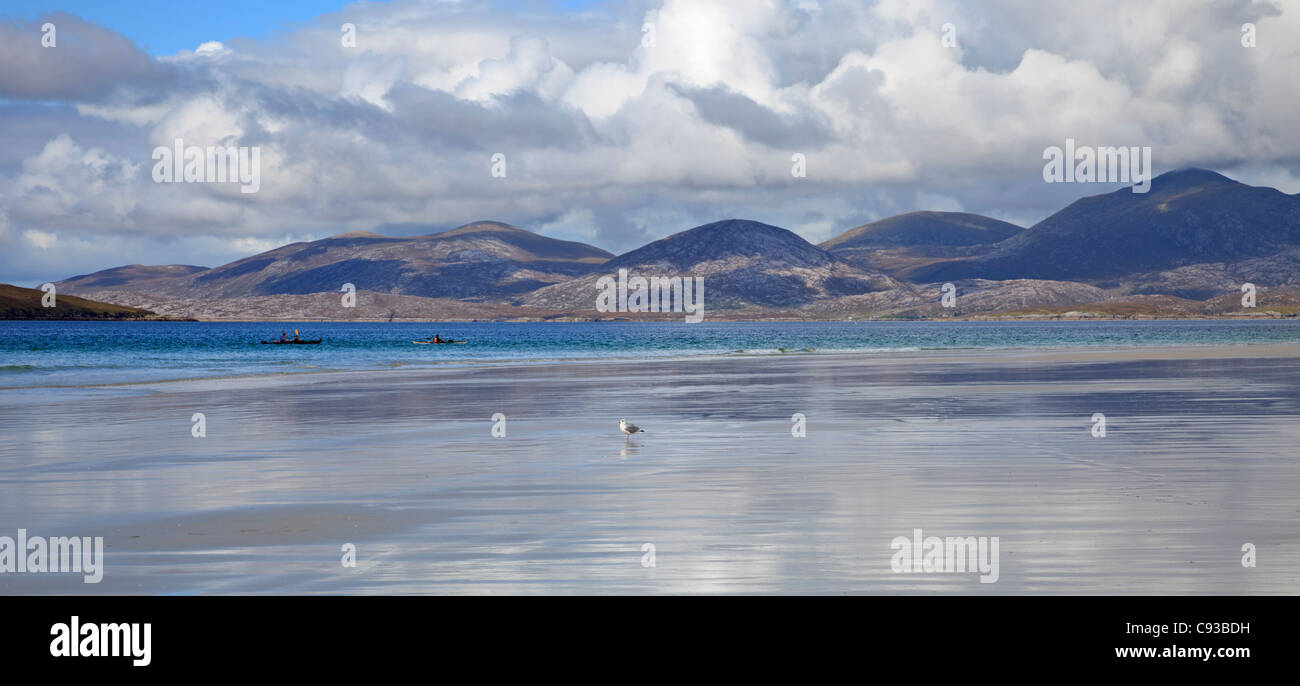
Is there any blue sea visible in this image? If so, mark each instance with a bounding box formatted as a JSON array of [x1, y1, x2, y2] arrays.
[[1, 319, 1298, 389]]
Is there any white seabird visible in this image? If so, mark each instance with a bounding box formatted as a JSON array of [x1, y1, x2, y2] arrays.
[[619, 418, 644, 438]]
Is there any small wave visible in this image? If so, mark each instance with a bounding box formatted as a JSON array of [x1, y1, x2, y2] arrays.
[[0, 364, 39, 373], [808, 346, 923, 354], [725, 346, 923, 356]]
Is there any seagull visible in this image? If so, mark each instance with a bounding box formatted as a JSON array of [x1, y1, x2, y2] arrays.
[[619, 418, 644, 438]]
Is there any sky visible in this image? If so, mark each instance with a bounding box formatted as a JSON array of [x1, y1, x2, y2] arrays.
[[1, 0, 1298, 285], [1, 0, 605, 55]]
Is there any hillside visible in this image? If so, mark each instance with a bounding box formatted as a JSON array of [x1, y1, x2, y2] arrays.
[[523, 219, 900, 311], [909, 169, 1300, 285], [821, 211, 1023, 277], [57, 222, 613, 301], [56, 264, 208, 293], [0, 283, 161, 319]]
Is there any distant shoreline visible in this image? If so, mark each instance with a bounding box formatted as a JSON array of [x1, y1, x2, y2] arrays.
[[4, 313, 1295, 323], [0, 316, 195, 321]]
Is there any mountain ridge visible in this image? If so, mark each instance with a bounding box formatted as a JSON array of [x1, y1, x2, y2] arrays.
[[58, 222, 614, 301], [907, 169, 1300, 284], [821, 211, 1023, 278], [523, 219, 900, 310], [45, 168, 1300, 319]]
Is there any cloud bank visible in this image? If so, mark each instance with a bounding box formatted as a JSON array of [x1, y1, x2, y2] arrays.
[[1, 0, 1297, 283]]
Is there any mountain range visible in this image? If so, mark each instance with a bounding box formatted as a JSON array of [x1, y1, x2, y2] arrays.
[[41, 169, 1300, 320], [524, 219, 899, 310], [908, 169, 1300, 297], [58, 221, 611, 301], [819, 211, 1023, 279]]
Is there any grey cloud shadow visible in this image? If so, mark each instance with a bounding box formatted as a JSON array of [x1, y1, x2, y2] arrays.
[[668, 83, 834, 148], [0, 12, 177, 102]]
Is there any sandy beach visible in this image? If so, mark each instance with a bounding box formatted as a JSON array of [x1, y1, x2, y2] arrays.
[[2, 344, 1298, 594]]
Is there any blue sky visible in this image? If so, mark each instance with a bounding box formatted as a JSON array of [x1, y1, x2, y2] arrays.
[[2, 0, 604, 55], [4, 0, 355, 55]]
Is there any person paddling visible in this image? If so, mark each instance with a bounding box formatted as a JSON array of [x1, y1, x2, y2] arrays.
[[432, 334, 443, 343]]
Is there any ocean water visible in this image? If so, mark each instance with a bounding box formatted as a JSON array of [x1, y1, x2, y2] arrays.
[[1, 319, 1299, 389]]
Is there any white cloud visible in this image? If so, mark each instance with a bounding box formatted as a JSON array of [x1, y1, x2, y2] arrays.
[[453, 35, 574, 102], [195, 41, 228, 55], [341, 53, 407, 109], [13, 135, 139, 225], [148, 96, 244, 147], [229, 234, 315, 254], [24, 229, 58, 249]]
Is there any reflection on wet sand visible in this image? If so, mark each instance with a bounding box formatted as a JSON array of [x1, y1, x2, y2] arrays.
[[1, 346, 1298, 594]]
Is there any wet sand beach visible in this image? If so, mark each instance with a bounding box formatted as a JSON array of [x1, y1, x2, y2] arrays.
[[2, 344, 1299, 594]]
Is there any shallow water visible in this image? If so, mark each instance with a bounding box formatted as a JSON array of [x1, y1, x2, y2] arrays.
[[1, 348, 1297, 594], [3, 319, 1300, 388]]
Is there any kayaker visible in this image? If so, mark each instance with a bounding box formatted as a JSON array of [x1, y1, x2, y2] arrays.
[[432, 334, 443, 343], [280, 331, 287, 342], [294, 329, 301, 342]]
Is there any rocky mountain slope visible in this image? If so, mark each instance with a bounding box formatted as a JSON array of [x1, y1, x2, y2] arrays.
[[56, 264, 208, 293], [821, 211, 1022, 276], [57, 222, 612, 302], [909, 169, 1300, 287], [522, 219, 900, 311]]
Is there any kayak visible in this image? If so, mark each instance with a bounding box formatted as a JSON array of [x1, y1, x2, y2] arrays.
[[412, 340, 467, 345], [260, 340, 322, 344]]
